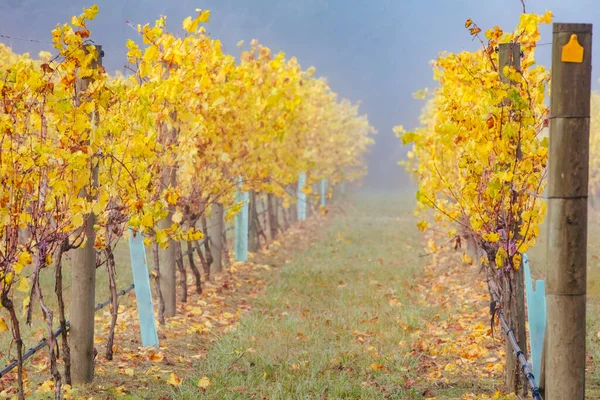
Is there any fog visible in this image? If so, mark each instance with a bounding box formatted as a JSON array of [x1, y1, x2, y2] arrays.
[[1, 0, 599, 190]]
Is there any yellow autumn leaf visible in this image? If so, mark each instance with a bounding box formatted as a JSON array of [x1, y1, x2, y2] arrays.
[[14, 251, 32, 274], [444, 363, 457, 372], [198, 376, 211, 389], [37, 379, 54, 392], [167, 372, 183, 386], [149, 352, 164, 362], [141, 213, 154, 228], [417, 220, 428, 232], [166, 189, 180, 206], [113, 386, 128, 396], [82, 4, 99, 20], [482, 232, 500, 243], [461, 253, 473, 265], [16, 276, 29, 293], [172, 211, 184, 224], [0, 317, 8, 332], [72, 213, 84, 229], [156, 230, 170, 248]]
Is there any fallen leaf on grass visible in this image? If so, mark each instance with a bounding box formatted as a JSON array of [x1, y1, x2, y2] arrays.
[[444, 363, 457, 372], [167, 372, 183, 386], [198, 376, 212, 389], [370, 363, 385, 371], [36, 380, 54, 393], [149, 352, 164, 362], [113, 386, 128, 396]]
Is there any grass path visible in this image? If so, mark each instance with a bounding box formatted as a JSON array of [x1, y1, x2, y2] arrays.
[[122, 193, 519, 400], [18, 194, 540, 399], [148, 194, 436, 399]]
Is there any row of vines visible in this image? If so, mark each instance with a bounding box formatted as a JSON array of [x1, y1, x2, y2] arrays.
[[398, 10, 552, 395], [0, 5, 375, 399]]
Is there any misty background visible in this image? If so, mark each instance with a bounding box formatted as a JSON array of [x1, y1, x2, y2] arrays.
[[0, 0, 598, 190]]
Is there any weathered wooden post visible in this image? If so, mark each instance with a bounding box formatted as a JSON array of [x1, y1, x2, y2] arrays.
[[156, 64, 180, 318], [128, 230, 159, 347], [320, 179, 327, 208], [498, 43, 528, 394], [235, 178, 249, 261], [210, 203, 225, 272], [248, 191, 259, 252], [70, 45, 102, 384], [546, 23, 592, 399], [267, 192, 279, 239], [297, 173, 307, 221]]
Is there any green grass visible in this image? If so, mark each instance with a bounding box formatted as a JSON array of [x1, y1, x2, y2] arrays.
[[123, 192, 430, 399]]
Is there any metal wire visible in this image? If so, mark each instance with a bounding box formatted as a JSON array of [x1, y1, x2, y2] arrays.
[[0, 33, 53, 45], [489, 284, 543, 400]]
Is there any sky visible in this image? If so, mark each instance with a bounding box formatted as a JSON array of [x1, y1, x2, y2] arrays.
[[0, 0, 598, 189]]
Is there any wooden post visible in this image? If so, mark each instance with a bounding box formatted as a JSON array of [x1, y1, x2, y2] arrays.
[[128, 230, 159, 347], [498, 43, 521, 83], [297, 173, 307, 221], [497, 43, 528, 394], [320, 179, 326, 208], [267, 193, 278, 239], [157, 121, 178, 318], [156, 63, 180, 318], [70, 45, 102, 384], [539, 328, 547, 396], [248, 191, 259, 252], [235, 178, 249, 261], [546, 23, 592, 399], [210, 203, 224, 272]]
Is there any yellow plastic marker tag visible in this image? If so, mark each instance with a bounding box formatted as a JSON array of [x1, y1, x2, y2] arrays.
[[561, 34, 584, 63]]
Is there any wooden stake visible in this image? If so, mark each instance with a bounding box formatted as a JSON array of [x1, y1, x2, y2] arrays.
[[498, 43, 528, 394], [248, 191, 259, 252], [70, 45, 102, 384], [210, 203, 224, 273], [157, 115, 178, 317], [546, 22, 592, 399]]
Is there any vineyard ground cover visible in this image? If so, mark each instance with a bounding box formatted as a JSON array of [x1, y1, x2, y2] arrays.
[[167, 196, 600, 399], [8, 194, 600, 398], [136, 192, 429, 399]]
